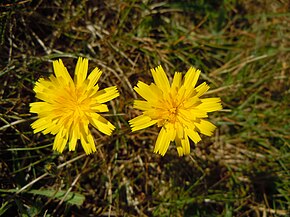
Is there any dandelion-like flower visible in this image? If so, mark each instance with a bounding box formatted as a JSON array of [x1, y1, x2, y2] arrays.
[[129, 66, 222, 156], [30, 57, 119, 154]]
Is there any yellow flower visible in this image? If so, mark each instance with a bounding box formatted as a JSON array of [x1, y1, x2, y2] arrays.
[[129, 66, 222, 156], [30, 57, 119, 154]]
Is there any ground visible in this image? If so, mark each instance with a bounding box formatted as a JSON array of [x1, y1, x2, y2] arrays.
[[0, 0, 289, 216]]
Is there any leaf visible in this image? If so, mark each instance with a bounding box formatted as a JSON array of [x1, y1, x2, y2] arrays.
[[0, 188, 85, 206], [28, 189, 85, 206], [0, 201, 12, 216]]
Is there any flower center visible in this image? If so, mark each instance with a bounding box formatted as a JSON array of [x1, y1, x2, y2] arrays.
[[162, 94, 183, 124], [56, 86, 91, 118], [167, 107, 178, 122]]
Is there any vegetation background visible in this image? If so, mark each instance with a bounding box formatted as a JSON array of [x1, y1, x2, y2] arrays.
[[0, 0, 289, 216]]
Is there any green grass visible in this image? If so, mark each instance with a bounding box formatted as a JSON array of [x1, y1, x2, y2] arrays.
[[0, 0, 289, 216]]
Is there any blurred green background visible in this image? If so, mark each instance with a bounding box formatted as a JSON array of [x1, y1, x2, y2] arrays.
[[0, 0, 289, 216]]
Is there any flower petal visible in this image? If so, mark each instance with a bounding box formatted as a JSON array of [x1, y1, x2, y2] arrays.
[[31, 118, 50, 133], [30, 102, 51, 115], [154, 127, 170, 156], [195, 82, 210, 97], [95, 86, 119, 103], [88, 67, 102, 89], [129, 115, 158, 132], [53, 128, 68, 153], [53, 59, 73, 84], [181, 134, 190, 155], [74, 57, 88, 87], [80, 133, 96, 155], [175, 137, 184, 156], [134, 81, 160, 102], [151, 66, 170, 92], [80, 135, 89, 154], [42, 121, 62, 135], [197, 98, 222, 112], [134, 100, 152, 111], [195, 119, 216, 136], [90, 104, 109, 113], [185, 128, 201, 144], [89, 113, 115, 135], [68, 129, 78, 151], [183, 67, 200, 89], [171, 72, 182, 90]]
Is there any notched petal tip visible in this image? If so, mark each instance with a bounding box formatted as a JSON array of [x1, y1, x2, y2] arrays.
[[74, 57, 89, 86], [88, 67, 102, 88], [95, 86, 119, 104], [129, 115, 157, 132], [150, 65, 170, 92]]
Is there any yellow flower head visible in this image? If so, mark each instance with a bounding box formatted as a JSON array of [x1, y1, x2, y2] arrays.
[[30, 57, 119, 154], [129, 66, 222, 156]]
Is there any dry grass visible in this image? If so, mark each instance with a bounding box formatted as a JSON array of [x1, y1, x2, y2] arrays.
[[0, 0, 289, 216]]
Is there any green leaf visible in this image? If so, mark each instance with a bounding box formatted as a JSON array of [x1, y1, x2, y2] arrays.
[[0, 188, 85, 206], [0, 201, 12, 216], [28, 189, 85, 206]]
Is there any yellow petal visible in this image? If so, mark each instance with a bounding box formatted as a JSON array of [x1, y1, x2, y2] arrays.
[[58, 136, 68, 153], [195, 119, 216, 136], [79, 119, 89, 138], [53, 59, 73, 84], [197, 98, 222, 112], [80, 135, 90, 154], [175, 125, 191, 155], [33, 78, 52, 94], [42, 121, 61, 135], [185, 128, 201, 144], [90, 104, 109, 112], [95, 86, 119, 103], [175, 138, 184, 156], [183, 96, 199, 109], [87, 133, 96, 153], [129, 115, 158, 132], [68, 120, 82, 151], [172, 72, 182, 88], [89, 113, 115, 135], [68, 130, 78, 151], [53, 129, 66, 152], [178, 108, 193, 121], [183, 67, 200, 89], [31, 118, 50, 133], [87, 85, 99, 98], [87, 67, 102, 89], [187, 108, 208, 119], [175, 122, 184, 139], [151, 65, 170, 92], [154, 127, 167, 155], [181, 135, 190, 155], [35, 92, 54, 103], [134, 100, 152, 111], [134, 81, 160, 102], [73, 120, 81, 140], [80, 133, 96, 155], [149, 83, 163, 96], [30, 102, 47, 114], [195, 82, 209, 97], [159, 126, 175, 156], [74, 57, 88, 87]]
